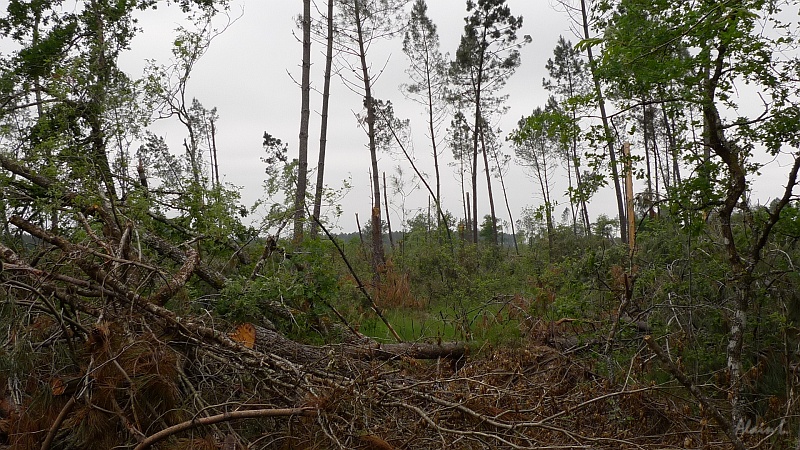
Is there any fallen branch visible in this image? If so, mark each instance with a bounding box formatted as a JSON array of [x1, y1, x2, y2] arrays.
[[147, 248, 199, 306], [40, 396, 77, 450], [133, 407, 316, 450], [142, 232, 227, 290]]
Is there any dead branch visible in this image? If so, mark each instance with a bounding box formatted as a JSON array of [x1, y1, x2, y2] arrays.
[[147, 247, 199, 306], [133, 407, 316, 450], [142, 232, 227, 290], [40, 396, 77, 450]]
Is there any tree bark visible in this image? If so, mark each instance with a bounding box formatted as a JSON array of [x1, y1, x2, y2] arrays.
[[479, 123, 498, 245], [310, 0, 335, 238], [293, 0, 312, 242], [353, 0, 385, 276], [383, 172, 395, 251], [579, 0, 626, 243], [142, 233, 227, 291], [250, 323, 466, 366], [702, 42, 749, 425]]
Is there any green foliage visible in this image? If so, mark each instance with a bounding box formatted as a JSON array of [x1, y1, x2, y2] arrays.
[[217, 238, 343, 337]]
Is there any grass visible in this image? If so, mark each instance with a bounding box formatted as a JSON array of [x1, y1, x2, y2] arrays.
[[359, 298, 526, 348]]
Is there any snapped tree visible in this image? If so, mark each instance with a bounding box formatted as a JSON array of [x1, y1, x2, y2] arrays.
[[333, 0, 407, 278]]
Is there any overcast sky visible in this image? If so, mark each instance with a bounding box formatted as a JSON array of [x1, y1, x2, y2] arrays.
[[118, 0, 792, 233], [116, 0, 605, 233]]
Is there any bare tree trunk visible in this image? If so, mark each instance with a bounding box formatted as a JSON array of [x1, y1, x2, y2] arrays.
[[658, 110, 671, 193], [664, 107, 682, 186], [479, 123, 498, 244], [623, 142, 635, 252], [564, 149, 578, 236], [580, 0, 626, 243], [460, 150, 469, 236], [541, 160, 554, 258], [470, 62, 484, 244], [471, 113, 480, 244], [310, 0, 335, 238], [465, 191, 471, 240], [352, 1, 385, 276], [570, 117, 590, 236], [293, 0, 312, 242], [531, 141, 555, 258], [210, 119, 219, 189], [356, 213, 364, 245], [491, 150, 519, 254], [424, 59, 443, 229], [383, 172, 394, 251], [642, 104, 652, 197]]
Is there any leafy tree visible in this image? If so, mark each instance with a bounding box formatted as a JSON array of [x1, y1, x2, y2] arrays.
[[599, 0, 800, 435], [510, 102, 562, 257], [554, 0, 628, 242], [143, 11, 227, 192]]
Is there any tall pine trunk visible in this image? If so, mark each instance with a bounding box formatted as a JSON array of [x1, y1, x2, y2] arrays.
[[424, 53, 443, 229], [479, 123, 498, 244], [471, 98, 481, 244], [580, 0, 626, 243], [310, 0, 335, 238], [293, 0, 312, 242], [353, 1, 385, 276]]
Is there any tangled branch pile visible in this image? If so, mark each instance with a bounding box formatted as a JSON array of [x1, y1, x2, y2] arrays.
[[0, 158, 762, 449]]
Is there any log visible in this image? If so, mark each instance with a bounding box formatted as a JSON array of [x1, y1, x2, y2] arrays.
[[252, 324, 329, 367], [346, 341, 467, 361], [247, 324, 467, 367]]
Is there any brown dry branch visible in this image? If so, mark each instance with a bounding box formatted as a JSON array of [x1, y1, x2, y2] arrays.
[[39, 395, 76, 450], [133, 407, 316, 450], [142, 232, 228, 290]]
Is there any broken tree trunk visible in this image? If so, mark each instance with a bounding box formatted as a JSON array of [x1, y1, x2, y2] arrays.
[[241, 323, 467, 367]]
